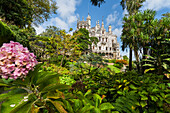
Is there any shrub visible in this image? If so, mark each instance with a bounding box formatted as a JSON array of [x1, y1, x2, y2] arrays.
[[114, 63, 123, 69], [115, 59, 128, 65]]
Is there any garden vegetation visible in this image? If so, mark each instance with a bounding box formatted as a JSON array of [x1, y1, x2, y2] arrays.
[[0, 0, 169, 113]]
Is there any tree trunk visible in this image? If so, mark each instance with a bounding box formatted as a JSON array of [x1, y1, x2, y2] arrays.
[[134, 46, 140, 73], [60, 50, 65, 67], [129, 46, 132, 71]]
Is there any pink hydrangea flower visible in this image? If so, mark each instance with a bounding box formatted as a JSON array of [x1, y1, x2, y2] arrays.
[[0, 41, 38, 80]]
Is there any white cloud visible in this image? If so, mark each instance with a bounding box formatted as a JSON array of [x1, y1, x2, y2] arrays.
[[33, 25, 45, 35], [122, 8, 128, 16], [33, 0, 81, 34], [56, 0, 81, 23], [117, 18, 122, 26], [112, 3, 119, 9], [112, 27, 122, 37], [106, 11, 119, 25], [142, 0, 170, 11], [54, 17, 69, 30]]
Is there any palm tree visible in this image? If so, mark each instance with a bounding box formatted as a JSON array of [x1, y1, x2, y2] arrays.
[[121, 0, 146, 71]]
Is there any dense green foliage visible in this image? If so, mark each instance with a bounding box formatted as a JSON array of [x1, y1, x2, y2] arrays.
[[0, 21, 15, 46], [0, 0, 57, 27], [74, 28, 98, 53], [0, 0, 170, 113]]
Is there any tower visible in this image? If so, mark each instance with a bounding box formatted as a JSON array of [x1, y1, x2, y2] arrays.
[[108, 25, 112, 33], [86, 13, 91, 28]]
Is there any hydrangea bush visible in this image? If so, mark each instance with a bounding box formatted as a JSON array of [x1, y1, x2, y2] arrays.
[[0, 41, 38, 80]]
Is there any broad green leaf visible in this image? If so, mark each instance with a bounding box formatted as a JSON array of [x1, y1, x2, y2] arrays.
[[129, 84, 137, 90], [94, 108, 101, 113], [117, 91, 123, 95], [100, 103, 114, 111], [93, 94, 102, 107], [143, 64, 154, 67], [30, 63, 43, 84], [84, 90, 92, 97], [80, 105, 94, 113], [49, 100, 67, 113], [141, 95, 148, 100], [165, 94, 170, 98], [152, 89, 160, 93], [140, 101, 147, 107], [10, 100, 34, 113], [150, 95, 158, 102], [0, 83, 9, 86], [36, 72, 59, 85], [144, 68, 155, 73], [164, 58, 170, 61], [63, 100, 74, 113], [1, 89, 28, 113], [41, 83, 70, 93]]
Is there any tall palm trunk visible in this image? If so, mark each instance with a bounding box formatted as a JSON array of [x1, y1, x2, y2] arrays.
[[134, 45, 140, 72], [142, 46, 147, 74], [129, 46, 132, 71]]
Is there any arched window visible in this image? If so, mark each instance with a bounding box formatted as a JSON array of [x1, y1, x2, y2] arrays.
[[99, 37, 101, 41]]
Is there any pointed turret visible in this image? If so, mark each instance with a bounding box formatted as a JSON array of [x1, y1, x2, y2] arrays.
[[108, 25, 112, 33], [101, 17, 104, 29], [97, 20, 100, 28], [86, 13, 91, 28]]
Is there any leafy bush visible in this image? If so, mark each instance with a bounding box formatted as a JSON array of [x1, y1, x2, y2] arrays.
[[114, 63, 123, 69], [108, 59, 116, 63], [115, 59, 128, 65]]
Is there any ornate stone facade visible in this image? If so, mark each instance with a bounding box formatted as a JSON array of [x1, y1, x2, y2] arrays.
[[76, 14, 121, 59]]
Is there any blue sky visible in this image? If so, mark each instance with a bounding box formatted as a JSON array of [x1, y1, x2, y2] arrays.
[[34, 0, 170, 59]]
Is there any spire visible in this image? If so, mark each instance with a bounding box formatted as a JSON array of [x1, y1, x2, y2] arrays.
[[87, 13, 91, 28], [102, 16, 104, 29], [97, 20, 100, 28], [77, 17, 80, 22], [87, 13, 91, 20], [108, 24, 112, 33], [82, 16, 84, 21]]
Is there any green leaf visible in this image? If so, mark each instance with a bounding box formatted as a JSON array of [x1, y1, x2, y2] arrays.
[[94, 108, 101, 113], [152, 89, 160, 93], [10, 100, 34, 113], [143, 64, 154, 67], [36, 72, 59, 85], [141, 95, 148, 100], [165, 94, 170, 99], [30, 63, 43, 84], [144, 68, 155, 73], [84, 90, 92, 97], [140, 101, 147, 107], [49, 100, 67, 113], [63, 100, 74, 113], [150, 95, 158, 102], [93, 94, 102, 108], [80, 105, 94, 113], [100, 103, 114, 111], [117, 91, 123, 95], [164, 58, 170, 61], [0, 83, 9, 86], [129, 84, 137, 90], [41, 83, 70, 93]]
